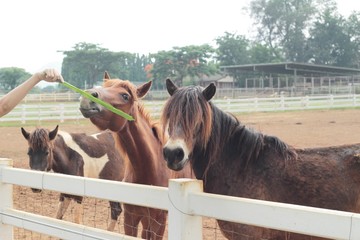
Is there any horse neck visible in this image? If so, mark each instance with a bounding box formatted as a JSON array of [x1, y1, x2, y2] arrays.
[[50, 138, 67, 173], [191, 105, 246, 179], [52, 134, 81, 175], [114, 114, 168, 184]]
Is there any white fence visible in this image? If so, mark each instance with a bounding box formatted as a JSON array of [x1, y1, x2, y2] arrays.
[[1, 94, 360, 123], [1, 158, 360, 240]]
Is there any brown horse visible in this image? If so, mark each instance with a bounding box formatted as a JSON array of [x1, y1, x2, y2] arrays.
[[21, 125, 125, 231], [79, 72, 193, 239], [161, 79, 360, 240]]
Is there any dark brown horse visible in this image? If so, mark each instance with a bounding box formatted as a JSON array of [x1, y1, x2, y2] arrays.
[[79, 72, 193, 239], [21, 125, 125, 231], [161, 79, 360, 240]]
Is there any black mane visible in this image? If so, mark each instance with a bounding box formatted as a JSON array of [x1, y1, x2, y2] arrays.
[[192, 103, 297, 179]]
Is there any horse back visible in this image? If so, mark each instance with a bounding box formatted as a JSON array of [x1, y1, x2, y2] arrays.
[[267, 143, 360, 212], [55, 130, 124, 180]]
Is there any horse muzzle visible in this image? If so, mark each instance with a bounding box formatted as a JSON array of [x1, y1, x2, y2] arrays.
[[163, 147, 187, 171], [79, 97, 101, 118]]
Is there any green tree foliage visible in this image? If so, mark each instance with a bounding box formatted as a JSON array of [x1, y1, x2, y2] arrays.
[[215, 32, 251, 66], [307, 8, 360, 67], [344, 12, 360, 67], [249, 0, 360, 68], [0, 67, 31, 92], [215, 32, 284, 86], [215, 32, 283, 65], [150, 44, 217, 87], [61, 42, 110, 88], [308, 8, 356, 66], [250, 0, 317, 62], [106, 52, 149, 82], [249, 43, 283, 63], [61, 42, 148, 89]]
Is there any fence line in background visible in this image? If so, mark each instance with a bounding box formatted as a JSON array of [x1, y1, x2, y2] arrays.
[[1, 81, 358, 103], [1, 158, 360, 239], [0, 94, 359, 123]]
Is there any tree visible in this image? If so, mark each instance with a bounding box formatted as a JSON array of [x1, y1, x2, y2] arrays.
[[61, 42, 149, 88], [61, 42, 111, 88], [150, 44, 217, 87], [215, 32, 283, 86], [250, 0, 319, 62], [106, 52, 148, 82], [215, 32, 251, 66], [308, 8, 359, 67], [0, 67, 31, 92], [249, 42, 283, 63], [344, 12, 360, 67]]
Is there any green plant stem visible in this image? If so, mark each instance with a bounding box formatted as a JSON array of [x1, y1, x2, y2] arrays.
[[61, 82, 134, 121]]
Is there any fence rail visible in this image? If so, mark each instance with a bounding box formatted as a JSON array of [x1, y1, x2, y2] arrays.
[[1, 94, 360, 124], [1, 158, 360, 239]]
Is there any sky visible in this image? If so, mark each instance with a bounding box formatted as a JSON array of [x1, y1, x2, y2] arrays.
[[0, 0, 359, 75]]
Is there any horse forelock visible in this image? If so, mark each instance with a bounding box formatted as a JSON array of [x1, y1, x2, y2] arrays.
[[29, 128, 52, 150], [161, 86, 212, 149], [103, 79, 140, 101]]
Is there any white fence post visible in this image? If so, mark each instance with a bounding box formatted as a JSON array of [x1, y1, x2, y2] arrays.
[[60, 104, 65, 123], [0, 158, 13, 240], [21, 105, 26, 124], [168, 179, 203, 240]]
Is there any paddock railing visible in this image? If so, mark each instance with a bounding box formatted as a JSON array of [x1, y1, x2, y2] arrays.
[[1, 94, 360, 123], [1, 158, 360, 240]]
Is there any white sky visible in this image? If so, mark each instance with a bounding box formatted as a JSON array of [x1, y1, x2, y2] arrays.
[[0, 0, 358, 74]]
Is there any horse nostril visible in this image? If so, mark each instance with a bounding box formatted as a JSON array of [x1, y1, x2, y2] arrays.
[[163, 147, 184, 162], [91, 92, 98, 98], [175, 148, 184, 160], [163, 148, 170, 161]]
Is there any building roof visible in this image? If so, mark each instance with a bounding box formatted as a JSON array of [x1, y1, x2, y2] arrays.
[[200, 74, 234, 83], [220, 62, 360, 77]]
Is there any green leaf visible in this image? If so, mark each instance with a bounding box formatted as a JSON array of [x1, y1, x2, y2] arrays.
[[61, 81, 134, 121]]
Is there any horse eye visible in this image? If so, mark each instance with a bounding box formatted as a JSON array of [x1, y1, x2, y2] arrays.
[[121, 93, 130, 101], [44, 151, 49, 156]]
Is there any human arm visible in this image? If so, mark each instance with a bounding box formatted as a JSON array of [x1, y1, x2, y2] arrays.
[[0, 69, 64, 117]]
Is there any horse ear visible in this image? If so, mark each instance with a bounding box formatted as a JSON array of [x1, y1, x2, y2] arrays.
[[103, 71, 111, 84], [166, 79, 178, 96], [49, 125, 59, 141], [137, 81, 152, 98], [104, 71, 111, 80], [203, 83, 216, 101], [21, 127, 30, 140]]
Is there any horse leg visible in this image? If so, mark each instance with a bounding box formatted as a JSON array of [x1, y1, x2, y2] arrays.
[[73, 199, 83, 224], [107, 201, 122, 231], [140, 218, 150, 239], [150, 210, 167, 240], [55, 195, 71, 220], [141, 209, 167, 240], [124, 205, 142, 237]]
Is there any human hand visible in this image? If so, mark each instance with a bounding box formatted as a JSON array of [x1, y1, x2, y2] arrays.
[[37, 69, 64, 83]]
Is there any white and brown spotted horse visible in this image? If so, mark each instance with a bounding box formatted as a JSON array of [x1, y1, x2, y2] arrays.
[[21, 125, 125, 231]]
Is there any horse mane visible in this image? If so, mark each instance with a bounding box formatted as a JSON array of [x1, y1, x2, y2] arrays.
[[29, 128, 52, 150], [207, 104, 297, 173]]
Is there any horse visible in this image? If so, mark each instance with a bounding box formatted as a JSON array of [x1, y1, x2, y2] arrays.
[[79, 72, 193, 240], [21, 125, 125, 231], [161, 78, 360, 240]]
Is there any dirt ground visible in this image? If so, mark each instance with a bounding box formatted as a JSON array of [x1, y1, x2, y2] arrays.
[[1, 108, 360, 239]]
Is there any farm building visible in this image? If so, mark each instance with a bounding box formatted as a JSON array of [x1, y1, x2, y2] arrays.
[[221, 62, 360, 96]]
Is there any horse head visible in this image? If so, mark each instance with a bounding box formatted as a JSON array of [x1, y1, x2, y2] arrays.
[[79, 71, 152, 132], [21, 125, 58, 192], [161, 79, 216, 171]]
